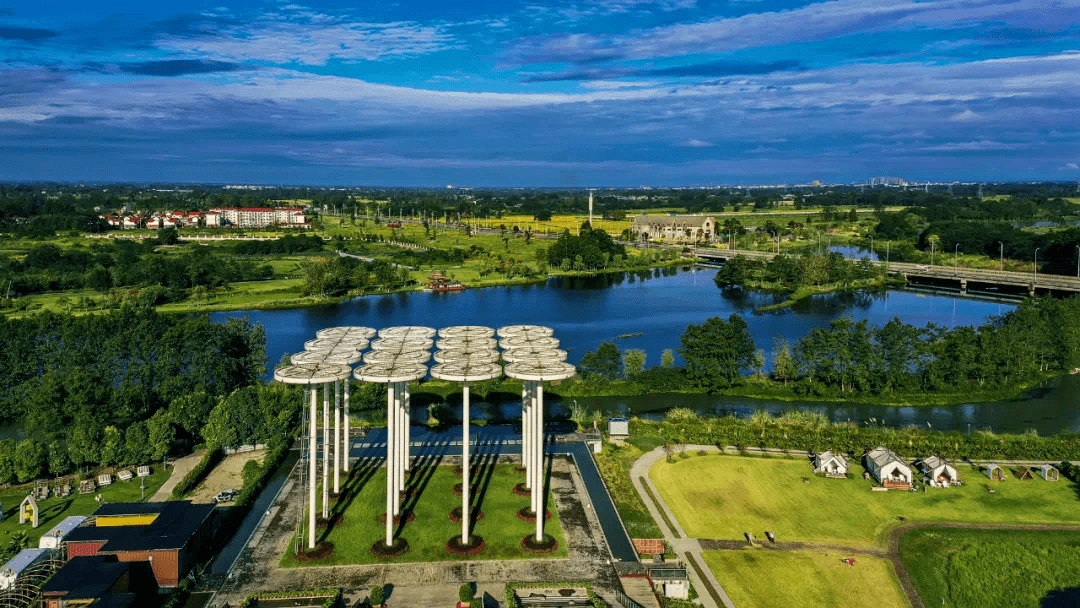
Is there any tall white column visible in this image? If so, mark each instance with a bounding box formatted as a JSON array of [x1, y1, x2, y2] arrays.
[[334, 380, 341, 494], [343, 380, 351, 473], [461, 381, 471, 544], [401, 384, 408, 475], [322, 383, 330, 519], [535, 382, 545, 542], [522, 384, 531, 489], [308, 387, 317, 549], [385, 384, 395, 546], [393, 383, 403, 516]]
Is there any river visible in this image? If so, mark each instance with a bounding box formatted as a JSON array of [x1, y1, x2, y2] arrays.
[[211, 266, 1080, 435]]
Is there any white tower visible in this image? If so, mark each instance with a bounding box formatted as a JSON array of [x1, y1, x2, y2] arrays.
[[588, 191, 594, 228]]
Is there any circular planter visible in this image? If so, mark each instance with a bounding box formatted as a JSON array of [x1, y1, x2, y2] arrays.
[[452, 465, 464, 477], [315, 513, 344, 529], [516, 507, 551, 523], [520, 534, 558, 554], [369, 537, 410, 559], [296, 541, 334, 561], [449, 507, 485, 523], [512, 483, 530, 496], [446, 534, 486, 556]]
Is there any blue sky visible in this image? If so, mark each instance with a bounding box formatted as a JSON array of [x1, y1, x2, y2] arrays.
[[1, 0, 1078, 186]]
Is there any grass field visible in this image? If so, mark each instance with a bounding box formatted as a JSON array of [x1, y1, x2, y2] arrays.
[[702, 550, 908, 608], [0, 468, 170, 549], [650, 454, 1080, 548], [280, 462, 567, 566], [901, 527, 1080, 608]]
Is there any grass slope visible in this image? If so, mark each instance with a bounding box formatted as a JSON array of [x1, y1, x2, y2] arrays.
[[901, 527, 1080, 608], [280, 463, 567, 566], [651, 454, 1080, 548], [703, 550, 908, 608]]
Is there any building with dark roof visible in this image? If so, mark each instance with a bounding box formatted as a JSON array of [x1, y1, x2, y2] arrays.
[[64, 502, 215, 588], [39, 555, 145, 608]]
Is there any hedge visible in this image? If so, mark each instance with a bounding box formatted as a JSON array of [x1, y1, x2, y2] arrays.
[[238, 587, 341, 608], [169, 446, 223, 499], [505, 582, 606, 608]]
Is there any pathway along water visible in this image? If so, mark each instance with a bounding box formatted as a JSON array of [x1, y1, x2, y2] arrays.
[[211, 266, 1079, 434]]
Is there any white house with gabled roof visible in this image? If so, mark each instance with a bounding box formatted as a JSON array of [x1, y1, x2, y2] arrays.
[[866, 447, 913, 488], [813, 451, 848, 478]]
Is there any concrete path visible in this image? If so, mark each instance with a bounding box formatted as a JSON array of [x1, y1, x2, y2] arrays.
[[629, 444, 736, 608], [150, 450, 205, 501]]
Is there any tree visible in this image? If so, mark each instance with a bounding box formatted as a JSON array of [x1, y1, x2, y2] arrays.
[[147, 409, 175, 461], [679, 315, 756, 390], [661, 349, 675, 368], [123, 421, 149, 465], [100, 426, 123, 467], [771, 337, 797, 385], [88, 265, 112, 293], [0, 440, 16, 484], [48, 440, 70, 477], [370, 585, 386, 608], [622, 349, 647, 379], [579, 342, 621, 381], [459, 583, 475, 604], [67, 422, 100, 471], [14, 439, 46, 483]]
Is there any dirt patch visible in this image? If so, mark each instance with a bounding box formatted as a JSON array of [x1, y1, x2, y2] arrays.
[[189, 449, 266, 504], [150, 450, 206, 502]]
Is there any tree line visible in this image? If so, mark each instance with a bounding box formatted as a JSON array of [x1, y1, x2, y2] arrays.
[[713, 252, 884, 291], [574, 296, 1080, 398], [0, 310, 276, 481]]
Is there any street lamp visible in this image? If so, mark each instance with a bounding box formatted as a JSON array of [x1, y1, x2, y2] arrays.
[[954, 244, 960, 273], [1035, 247, 1041, 284], [999, 241, 1004, 271]]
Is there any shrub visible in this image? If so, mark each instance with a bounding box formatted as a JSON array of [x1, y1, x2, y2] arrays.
[[459, 582, 475, 603], [370, 585, 386, 607], [169, 447, 223, 499]]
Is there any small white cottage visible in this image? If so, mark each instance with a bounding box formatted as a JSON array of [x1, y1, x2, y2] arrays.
[[1041, 464, 1060, 481], [866, 447, 913, 488], [813, 451, 849, 478], [916, 455, 959, 488]]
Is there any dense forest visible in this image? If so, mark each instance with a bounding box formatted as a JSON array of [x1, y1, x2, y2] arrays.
[[0, 310, 294, 483], [713, 252, 884, 290]]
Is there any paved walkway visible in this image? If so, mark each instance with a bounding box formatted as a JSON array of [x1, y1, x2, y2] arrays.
[[629, 444, 736, 608], [149, 450, 205, 501]]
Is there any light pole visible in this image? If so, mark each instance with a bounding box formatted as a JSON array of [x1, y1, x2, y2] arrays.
[[1075, 245, 1079, 278], [999, 241, 1004, 271], [1035, 247, 1041, 284], [954, 244, 960, 273], [931, 239, 935, 266]]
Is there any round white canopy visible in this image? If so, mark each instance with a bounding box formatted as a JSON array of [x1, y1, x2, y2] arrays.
[[438, 325, 495, 339], [496, 325, 553, 338], [501, 348, 568, 363], [316, 326, 377, 340], [363, 350, 432, 365], [354, 362, 429, 383], [429, 361, 503, 382], [503, 360, 576, 382], [369, 337, 434, 352], [291, 350, 364, 365], [304, 337, 368, 351], [379, 326, 437, 339], [433, 349, 501, 364], [436, 337, 498, 351], [499, 335, 560, 350], [274, 362, 355, 385]]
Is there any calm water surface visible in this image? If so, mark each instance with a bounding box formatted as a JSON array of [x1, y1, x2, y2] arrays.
[[211, 267, 1080, 434]]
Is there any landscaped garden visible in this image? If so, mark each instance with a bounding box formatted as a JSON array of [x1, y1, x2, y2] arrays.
[[280, 462, 567, 566], [0, 467, 170, 554], [900, 527, 1080, 608], [650, 453, 1080, 547], [701, 550, 908, 608]]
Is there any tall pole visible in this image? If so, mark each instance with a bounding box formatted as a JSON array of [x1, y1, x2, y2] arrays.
[[954, 244, 960, 273], [343, 380, 350, 472], [334, 380, 341, 495], [322, 384, 329, 519], [461, 382, 471, 544], [308, 387, 317, 549], [522, 383, 531, 489], [534, 382, 545, 543], [404, 387, 411, 472], [394, 383, 403, 516], [999, 241, 1004, 271], [1035, 247, 1041, 284], [385, 385, 394, 546]]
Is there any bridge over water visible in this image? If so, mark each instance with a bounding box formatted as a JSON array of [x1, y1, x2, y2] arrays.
[[694, 248, 1080, 296]]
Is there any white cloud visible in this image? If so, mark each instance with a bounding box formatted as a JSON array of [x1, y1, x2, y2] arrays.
[[1065, 162, 1080, 170], [922, 140, 1021, 151], [949, 109, 979, 121], [684, 139, 713, 147]]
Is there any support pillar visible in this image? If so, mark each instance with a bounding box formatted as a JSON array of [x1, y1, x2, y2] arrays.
[[334, 380, 341, 494], [322, 383, 329, 519], [394, 383, 403, 515], [404, 386, 411, 472], [385, 384, 395, 546], [308, 386, 317, 549], [462, 382, 471, 543], [522, 383, 531, 489], [960, 278, 967, 296], [343, 380, 351, 473], [535, 382, 545, 542]]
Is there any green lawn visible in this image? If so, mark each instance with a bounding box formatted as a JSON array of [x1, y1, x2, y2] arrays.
[[651, 454, 1080, 548], [280, 463, 567, 566], [901, 527, 1080, 608], [0, 468, 170, 549], [703, 550, 908, 608]]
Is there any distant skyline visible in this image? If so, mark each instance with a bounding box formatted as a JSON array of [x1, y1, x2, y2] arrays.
[[1, 0, 1078, 186]]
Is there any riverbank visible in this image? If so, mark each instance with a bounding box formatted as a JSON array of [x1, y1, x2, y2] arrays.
[[753, 276, 908, 312]]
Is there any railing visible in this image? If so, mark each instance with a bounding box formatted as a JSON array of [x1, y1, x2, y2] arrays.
[[614, 589, 646, 608]]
